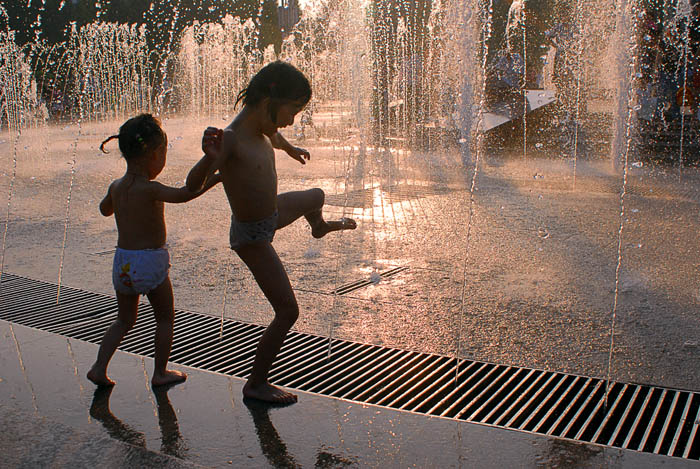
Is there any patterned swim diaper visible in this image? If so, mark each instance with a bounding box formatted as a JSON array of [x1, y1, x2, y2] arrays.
[[112, 247, 170, 295], [229, 211, 278, 250]]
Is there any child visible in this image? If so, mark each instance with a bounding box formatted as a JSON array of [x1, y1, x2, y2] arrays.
[[87, 113, 221, 388], [187, 61, 356, 404]]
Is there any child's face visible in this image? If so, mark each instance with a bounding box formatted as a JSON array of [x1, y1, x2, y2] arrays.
[[148, 137, 167, 180], [269, 99, 306, 132]]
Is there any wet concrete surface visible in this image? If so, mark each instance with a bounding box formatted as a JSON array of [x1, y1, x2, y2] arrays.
[[2, 321, 697, 468], [0, 119, 699, 384]]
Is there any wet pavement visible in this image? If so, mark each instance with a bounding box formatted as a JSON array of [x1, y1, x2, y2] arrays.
[[1, 118, 700, 466], [1, 118, 699, 391], [2, 320, 697, 468]]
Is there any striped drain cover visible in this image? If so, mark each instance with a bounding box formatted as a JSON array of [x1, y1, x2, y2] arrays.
[[331, 266, 408, 295], [0, 272, 698, 461]]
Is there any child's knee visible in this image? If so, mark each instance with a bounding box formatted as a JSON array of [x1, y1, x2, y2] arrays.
[[310, 188, 324, 207], [275, 302, 299, 327], [153, 309, 175, 324], [117, 316, 137, 330]]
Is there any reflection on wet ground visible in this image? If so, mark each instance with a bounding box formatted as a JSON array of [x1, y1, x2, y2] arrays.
[[245, 398, 358, 468], [90, 386, 148, 448], [2, 321, 694, 468], [89, 383, 188, 458]]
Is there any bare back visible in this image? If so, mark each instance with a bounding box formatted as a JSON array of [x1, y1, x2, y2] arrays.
[[219, 122, 278, 222], [110, 175, 167, 249]]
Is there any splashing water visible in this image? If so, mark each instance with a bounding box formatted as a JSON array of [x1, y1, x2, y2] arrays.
[[66, 338, 91, 422], [0, 132, 18, 285], [56, 138, 77, 304], [141, 357, 158, 417], [56, 27, 85, 303], [10, 323, 39, 415], [605, 0, 640, 408], [455, 0, 493, 384]]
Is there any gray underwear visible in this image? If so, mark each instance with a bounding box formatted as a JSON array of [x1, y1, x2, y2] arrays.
[[229, 211, 278, 250]]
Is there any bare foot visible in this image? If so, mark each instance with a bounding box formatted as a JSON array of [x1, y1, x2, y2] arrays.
[[152, 369, 187, 388], [311, 217, 357, 238], [243, 380, 297, 404], [87, 366, 115, 387]]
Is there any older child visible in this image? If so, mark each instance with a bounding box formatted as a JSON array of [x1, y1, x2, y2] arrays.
[[187, 61, 356, 404], [87, 113, 221, 388]]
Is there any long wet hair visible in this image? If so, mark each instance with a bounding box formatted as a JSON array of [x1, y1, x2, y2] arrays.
[[100, 113, 166, 160], [235, 61, 312, 122]]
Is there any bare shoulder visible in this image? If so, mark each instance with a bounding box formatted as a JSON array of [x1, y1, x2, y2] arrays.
[[221, 127, 244, 163], [143, 179, 171, 197]]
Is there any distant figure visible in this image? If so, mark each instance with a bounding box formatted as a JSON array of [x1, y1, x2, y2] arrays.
[[187, 61, 357, 404], [87, 113, 221, 388]]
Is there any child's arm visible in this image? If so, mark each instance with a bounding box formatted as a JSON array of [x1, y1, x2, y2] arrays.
[[186, 154, 218, 193], [150, 174, 221, 204], [186, 127, 224, 192], [99, 182, 114, 216], [271, 131, 310, 165]]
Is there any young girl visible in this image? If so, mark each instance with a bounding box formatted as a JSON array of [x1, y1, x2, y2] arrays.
[[187, 61, 356, 403], [87, 113, 220, 388]]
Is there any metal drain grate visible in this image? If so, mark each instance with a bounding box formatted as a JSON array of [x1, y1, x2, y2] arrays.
[[331, 266, 408, 295], [0, 272, 698, 461]]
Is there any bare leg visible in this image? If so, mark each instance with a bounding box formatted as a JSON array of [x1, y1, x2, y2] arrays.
[[88, 291, 139, 386], [236, 242, 299, 404], [277, 188, 356, 237], [147, 276, 187, 387]]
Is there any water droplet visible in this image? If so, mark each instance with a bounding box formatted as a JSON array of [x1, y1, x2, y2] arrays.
[[535, 143, 543, 149], [631, 208, 640, 213], [537, 227, 550, 239]]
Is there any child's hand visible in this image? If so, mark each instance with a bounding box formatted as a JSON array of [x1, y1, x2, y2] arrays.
[[286, 145, 310, 165], [202, 126, 223, 157]]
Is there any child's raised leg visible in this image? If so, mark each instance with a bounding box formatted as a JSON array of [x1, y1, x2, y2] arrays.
[[146, 276, 187, 387], [277, 188, 356, 237], [236, 242, 299, 404], [88, 292, 140, 386]]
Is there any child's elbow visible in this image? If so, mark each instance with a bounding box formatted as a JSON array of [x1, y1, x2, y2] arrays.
[[185, 179, 199, 193]]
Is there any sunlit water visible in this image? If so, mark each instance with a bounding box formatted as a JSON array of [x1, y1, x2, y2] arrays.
[[0, 0, 699, 393]]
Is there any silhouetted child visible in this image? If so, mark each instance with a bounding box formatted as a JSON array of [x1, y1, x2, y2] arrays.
[[87, 113, 220, 388], [187, 61, 356, 403]]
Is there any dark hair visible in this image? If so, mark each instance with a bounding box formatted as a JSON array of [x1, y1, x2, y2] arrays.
[[100, 113, 166, 159], [235, 61, 312, 112]]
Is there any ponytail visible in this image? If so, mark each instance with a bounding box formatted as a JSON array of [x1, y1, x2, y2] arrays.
[[100, 135, 119, 153]]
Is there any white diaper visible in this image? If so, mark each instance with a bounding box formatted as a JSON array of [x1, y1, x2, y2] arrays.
[[112, 247, 170, 295]]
